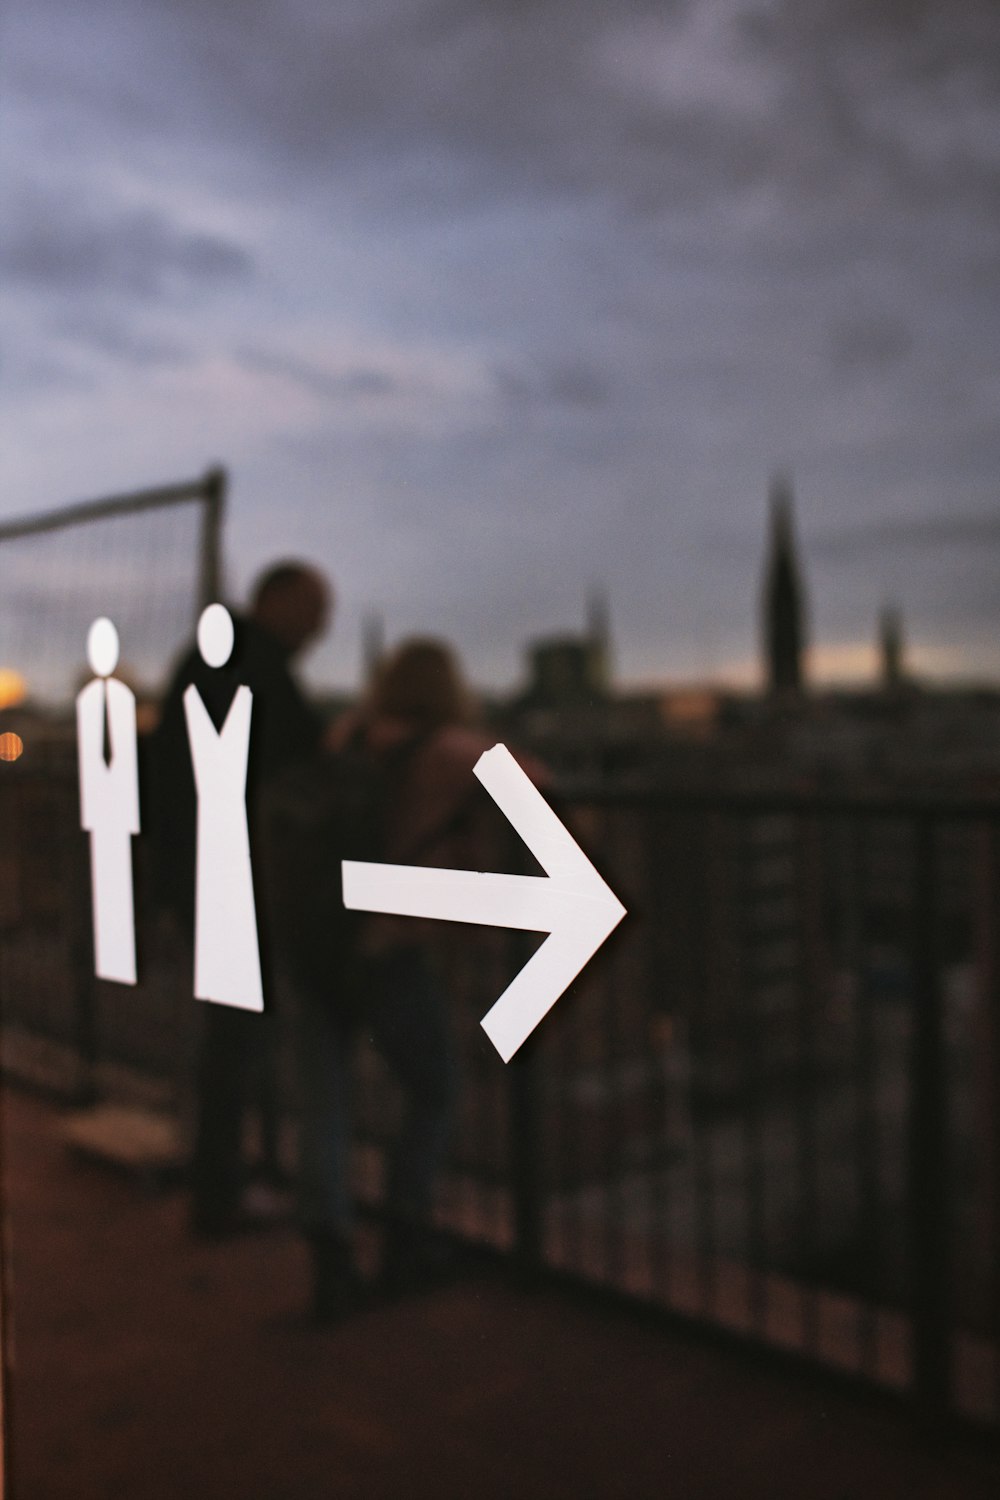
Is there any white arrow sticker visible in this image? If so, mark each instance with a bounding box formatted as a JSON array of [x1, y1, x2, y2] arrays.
[[342, 743, 627, 1062]]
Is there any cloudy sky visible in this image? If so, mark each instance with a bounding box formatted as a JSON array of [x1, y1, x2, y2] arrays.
[[3, 0, 1000, 694]]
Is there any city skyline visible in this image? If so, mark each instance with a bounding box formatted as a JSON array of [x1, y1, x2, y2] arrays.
[[3, 1, 1000, 692]]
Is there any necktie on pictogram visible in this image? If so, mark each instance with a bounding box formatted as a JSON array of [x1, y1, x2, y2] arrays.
[[101, 683, 113, 768]]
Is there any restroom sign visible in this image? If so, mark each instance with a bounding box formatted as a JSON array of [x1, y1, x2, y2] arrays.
[[77, 612, 626, 1060]]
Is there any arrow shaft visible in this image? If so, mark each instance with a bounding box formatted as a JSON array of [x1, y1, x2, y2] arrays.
[[342, 861, 577, 932]]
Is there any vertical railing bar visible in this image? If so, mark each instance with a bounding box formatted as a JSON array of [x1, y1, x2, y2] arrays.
[[490, 937, 507, 1248], [509, 1019, 543, 1279], [693, 808, 725, 1318], [551, 799, 579, 1277], [793, 808, 822, 1358], [853, 814, 881, 1379], [550, 867, 572, 1274], [740, 810, 768, 1337], [989, 816, 1000, 1421], [647, 801, 675, 1307], [909, 814, 951, 1417], [595, 803, 614, 1284], [500, 818, 529, 1254], [571, 878, 588, 1279], [634, 796, 659, 1303], [71, 805, 100, 1107], [605, 803, 630, 1295]]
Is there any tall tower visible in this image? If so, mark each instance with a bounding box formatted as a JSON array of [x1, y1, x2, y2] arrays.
[[879, 603, 905, 690], [586, 585, 612, 691], [762, 473, 807, 696]]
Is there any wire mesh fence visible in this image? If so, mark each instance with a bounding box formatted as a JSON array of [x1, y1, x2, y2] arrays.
[[0, 471, 224, 714], [0, 471, 224, 1099]]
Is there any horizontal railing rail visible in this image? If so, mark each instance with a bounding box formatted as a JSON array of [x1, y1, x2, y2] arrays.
[[0, 769, 997, 1429]]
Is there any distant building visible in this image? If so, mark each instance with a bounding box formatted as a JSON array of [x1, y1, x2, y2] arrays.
[[523, 638, 604, 708], [586, 586, 613, 687], [520, 595, 612, 711], [762, 473, 807, 697]]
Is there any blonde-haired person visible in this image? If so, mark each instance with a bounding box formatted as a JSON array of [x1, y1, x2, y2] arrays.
[[297, 638, 546, 1320]]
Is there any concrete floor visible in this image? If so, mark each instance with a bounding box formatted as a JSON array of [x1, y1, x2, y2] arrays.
[[2, 1087, 998, 1500]]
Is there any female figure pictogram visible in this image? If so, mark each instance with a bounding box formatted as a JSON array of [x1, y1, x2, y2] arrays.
[[77, 616, 140, 984], [184, 603, 264, 1012]]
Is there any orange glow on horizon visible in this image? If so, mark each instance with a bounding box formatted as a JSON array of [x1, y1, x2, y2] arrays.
[[0, 668, 27, 710]]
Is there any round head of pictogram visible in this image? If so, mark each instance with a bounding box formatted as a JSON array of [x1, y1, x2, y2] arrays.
[[87, 617, 120, 679], [198, 603, 235, 669]]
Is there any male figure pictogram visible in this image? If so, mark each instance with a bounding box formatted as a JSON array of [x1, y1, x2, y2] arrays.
[[184, 602, 264, 1012], [77, 616, 140, 984]]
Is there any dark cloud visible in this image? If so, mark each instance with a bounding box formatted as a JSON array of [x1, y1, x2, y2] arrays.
[[811, 512, 1000, 559], [56, 316, 192, 369], [4, 0, 1000, 684], [494, 359, 613, 410], [1, 195, 252, 300], [827, 314, 913, 374], [11, 0, 991, 229], [180, 1, 1000, 224], [0, 351, 95, 399], [237, 348, 398, 400]]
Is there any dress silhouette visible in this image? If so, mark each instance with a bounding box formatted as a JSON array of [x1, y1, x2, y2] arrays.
[[184, 604, 264, 1012], [77, 617, 140, 985]]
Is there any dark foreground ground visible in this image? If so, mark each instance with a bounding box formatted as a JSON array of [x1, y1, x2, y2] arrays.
[[1, 1086, 998, 1500]]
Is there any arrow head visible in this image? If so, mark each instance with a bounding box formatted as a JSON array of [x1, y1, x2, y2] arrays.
[[473, 746, 626, 1060]]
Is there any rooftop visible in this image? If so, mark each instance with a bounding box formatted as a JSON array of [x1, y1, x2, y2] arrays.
[[3, 1087, 998, 1499]]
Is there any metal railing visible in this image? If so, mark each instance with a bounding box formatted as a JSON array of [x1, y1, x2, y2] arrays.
[[355, 788, 1000, 1428], [1, 766, 998, 1428]]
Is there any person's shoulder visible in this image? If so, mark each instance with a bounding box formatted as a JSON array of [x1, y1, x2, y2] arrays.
[[432, 724, 492, 755], [462, 733, 550, 789], [423, 724, 492, 763], [231, 615, 280, 672], [420, 725, 546, 783], [326, 707, 366, 752]]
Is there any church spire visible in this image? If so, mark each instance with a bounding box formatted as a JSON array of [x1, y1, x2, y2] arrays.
[[879, 602, 905, 691], [586, 585, 612, 691], [762, 472, 807, 696]]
